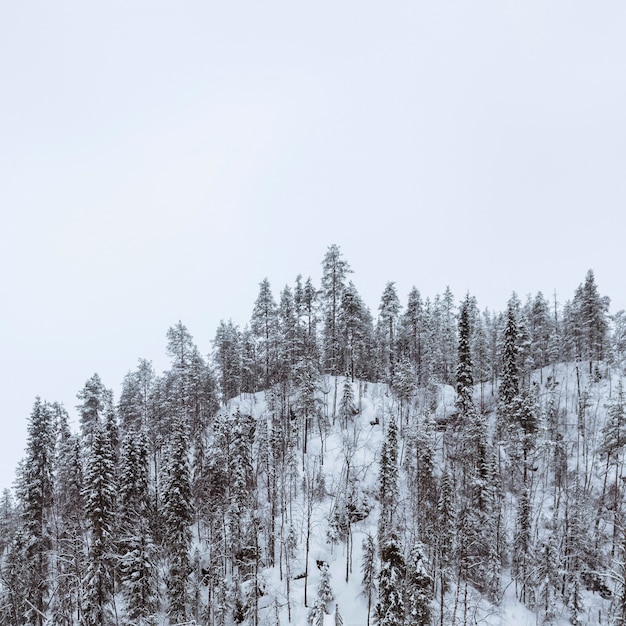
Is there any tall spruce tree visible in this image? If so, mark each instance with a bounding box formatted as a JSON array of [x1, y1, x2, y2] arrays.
[[77, 373, 108, 444], [375, 531, 405, 626], [456, 295, 474, 418], [163, 418, 193, 623], [321, 244, 352, 375], [119, 429, 157, 624], [378, 281, 401, 385], [406, 542, 433, 626], [18, 398, 56, 626], [251, 278, 279, 389], [83, 423, 117, 626]]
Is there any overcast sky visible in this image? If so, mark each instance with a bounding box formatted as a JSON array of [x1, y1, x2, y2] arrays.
[[1, 1, 625, 491]]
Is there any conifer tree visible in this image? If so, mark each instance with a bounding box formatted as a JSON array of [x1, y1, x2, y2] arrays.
[[17, 398, 56, 626], [334, 603, 344, 626], [399, 286, 424, 382], [119, 429, 157, 624], [375, 531, 405, 626], [378, 281, 401, 385], [83, 423, 117, 626], [456, 295, 475, 419], [537, 536, 560, 625], [118, 359, 155, 432], [214, 320, 243, 403], [513, 486, 532, 603], [77, 373, 108, 443], [437, 467, 455, 625], [277, 284, 298, 386], [317, 562, 334, 613], [499, 300, 520, 438], [406, 542, 433, 626], [339, 280, 372, 381], [378, 418, 399, 538], [251, 278, 279, 388], [163, 418, 193, 623], [338, 376, 355, 429], [361, 533, 377, 626], [321, 244, 352, 375], [53, 419, 85, 626]]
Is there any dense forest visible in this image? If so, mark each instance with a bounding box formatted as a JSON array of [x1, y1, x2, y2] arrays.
[[2, 244, 626, 625]]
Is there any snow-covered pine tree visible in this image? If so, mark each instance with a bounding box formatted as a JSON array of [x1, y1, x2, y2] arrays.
[[338, 375, 355, 429], [378, 418, 399, 540], [118, 359, 156, 432], [214, 320, 243, 403], [16, 398, 56, 626], [456, 295, 474, 420], [393, 358, 416, 427], [406, 542, 433, 626], [52, 406, 85, 626], [251, 278, 279, 389], [163, 417, 193, 623], [321, 244, 352, 376], [119, 428, 157, 624], [537, 535, 560, 625], [339, 280, 369, 382], [83, 422, 118, 626], [277, 284, 298, 387], [307, 598, 325, 626], [317, 562, 334, 613], [361, 533, 377, 626], [375, 531, 405, 626], [437, 467, 455, 625], [334, 603, 344, 626], [513, 486, 532, 604], [377, 281, 401, 386], [77, 373, 108, 444], [499, 299, 520, 437], [398, 286, 424, 383]]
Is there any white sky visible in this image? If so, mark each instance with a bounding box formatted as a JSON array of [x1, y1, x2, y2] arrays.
[[1, 1, 625, 491]]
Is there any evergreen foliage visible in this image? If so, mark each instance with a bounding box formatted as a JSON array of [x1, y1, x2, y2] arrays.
[[2, 259, 625, 626], [375, 532, 405, 626]]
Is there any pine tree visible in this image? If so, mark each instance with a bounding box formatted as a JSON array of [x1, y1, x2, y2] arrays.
[[251, 278, 279, 388], [339, 281, 373, 381], [361, 533, 377, 626], [513, 486, 532, 603], [77, 373, 108, 443], [317, 562, 334, 613], [118, 359, 155, 432], [579, 269, 610, 373], [338, 376, 355, 429], [375, 531, 405, 626], [118, 429, 157, 624], [378, 281, 401, 385], [437, 468, 455, 625], [83, 423, 117, 626], [378, 418, 399, 538], [307, 598, 325, 626], [537, 536, 560, 625], [163, 418, 193, 623], [52, 417, 85, 626], [406, 542, 433, 626], [394, 358, 416, 425], [399, 286, 424, 382], [16, 398, 56, 626], [334, 603, 344, 626], [456, 295, 475, 419], [498, 300, 520, 438], [277, 284, 298, 386], [214, 320, 243, 403], [321, 244, 352, 375]]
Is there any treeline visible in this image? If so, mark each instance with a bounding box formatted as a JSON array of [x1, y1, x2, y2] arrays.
[[0, 244, 624, 625]]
